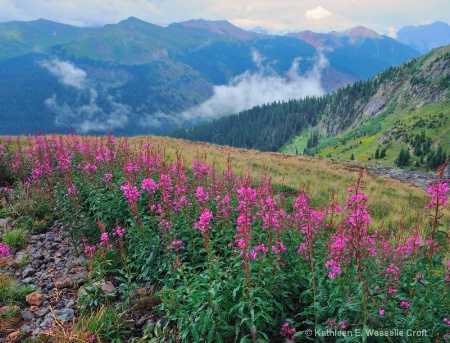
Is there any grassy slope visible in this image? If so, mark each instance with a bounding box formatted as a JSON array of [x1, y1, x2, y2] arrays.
[[283, 98, 450, 167]]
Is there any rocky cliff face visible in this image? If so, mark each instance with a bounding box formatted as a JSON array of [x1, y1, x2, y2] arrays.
[[316, 46, 450, 139]]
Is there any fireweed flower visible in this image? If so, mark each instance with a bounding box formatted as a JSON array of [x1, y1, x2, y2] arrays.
[[120, 181, 141, 206], [326, 176, 372, 279], [0, 242, 10, 258], [425, 181, 449, 209], [113, 226, 126, 238], [280, 322, 296, 341], [194, 208, 213, 233], [102, 173, 113, 183], [195, 186, 210, 204], [170, 238, 185, 250], [99, 232, 111, 248], [65, 184, 79, 197], [84, 245, 96, 257]]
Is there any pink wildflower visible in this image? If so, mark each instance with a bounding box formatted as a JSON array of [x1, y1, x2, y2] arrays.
[[379, 309, 385, 316], [84, 246, 96, 257], [425, 181, 448, 209], [0, 242, 10, 258], [141, 178, 158, 194], [102, 173, 113, 183], [280, 322, 296, 341], [194, 208, 213, 233], [120, 181, 141, 205]]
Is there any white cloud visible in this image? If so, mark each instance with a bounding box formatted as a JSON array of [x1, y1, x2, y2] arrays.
[[40, 59, 87, 89], [174, 51, 327, 123], [305, 6, 332, 21], [42, 59, 130, 133]]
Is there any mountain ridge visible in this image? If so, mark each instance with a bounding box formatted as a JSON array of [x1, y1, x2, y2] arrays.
[[0, 17, 420, 135]]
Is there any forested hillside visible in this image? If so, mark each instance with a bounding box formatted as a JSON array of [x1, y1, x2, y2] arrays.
[[169, 46, 450, 170], [0, 17, 419, 135]]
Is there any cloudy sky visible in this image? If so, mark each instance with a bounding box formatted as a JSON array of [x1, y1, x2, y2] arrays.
[[1, 0, 449, 36]]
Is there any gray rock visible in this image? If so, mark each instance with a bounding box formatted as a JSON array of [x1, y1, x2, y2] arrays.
[[65, 300, 75, 308], [31, 260, 42, 269], [22, 277, 34, 284], [22, 310, 35, 321], [35, 307, 50, 318], [45, 232, 55, 242], [20, 324, 34, 333], [365, 166, 438, 190], [52, 308, 75, 322], [40, 316, 54, 329], [22, 267, 36, 278]]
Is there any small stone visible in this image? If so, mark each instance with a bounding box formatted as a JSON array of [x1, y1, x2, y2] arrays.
[[35, 307, 50, 317], [22, 267, 36, 278], [52, 308, 75, 322], [32, 260, 43, 269], [22, 277, 34, 284], [54, 273, 87, 288], [26, 291, 45, 306], [29, 306, 39, 312], [20, 324, 34, 333], [35, 234, 46, 241], [65, 300, 75, 308], [59, 247, 69, 254], [101, 281, 115, 293], [22, 310, 35, 321], [40, 316, 54, 329], [45, 232, 55, 242], [46, 283, 54, 290]]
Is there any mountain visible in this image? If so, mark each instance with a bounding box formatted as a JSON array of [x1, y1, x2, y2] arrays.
[[286, 26, 420, 81], [0, 18, 419, 135], [396, 21, 450, 53], [0, 18, 91, 60], [169, 45, 450, 171]]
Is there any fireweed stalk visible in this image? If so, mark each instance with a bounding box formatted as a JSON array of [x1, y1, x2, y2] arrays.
[[234, 176, 257, 289], [419, 161, 449, 320], [295, 193, 327, 327]]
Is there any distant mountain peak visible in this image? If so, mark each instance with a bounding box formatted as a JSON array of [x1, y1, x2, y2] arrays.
[[285, 26, 382, 49], [340, 26, 382, 39], [397, 21, 450, 53], [174, 19, 257, 39]]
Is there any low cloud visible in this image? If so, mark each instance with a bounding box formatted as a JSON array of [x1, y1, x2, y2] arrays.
[[42, 59, 130, 133], [138, 51, 328, 131], [40, 59, 87, 89], [178, 51, 328, 122]]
